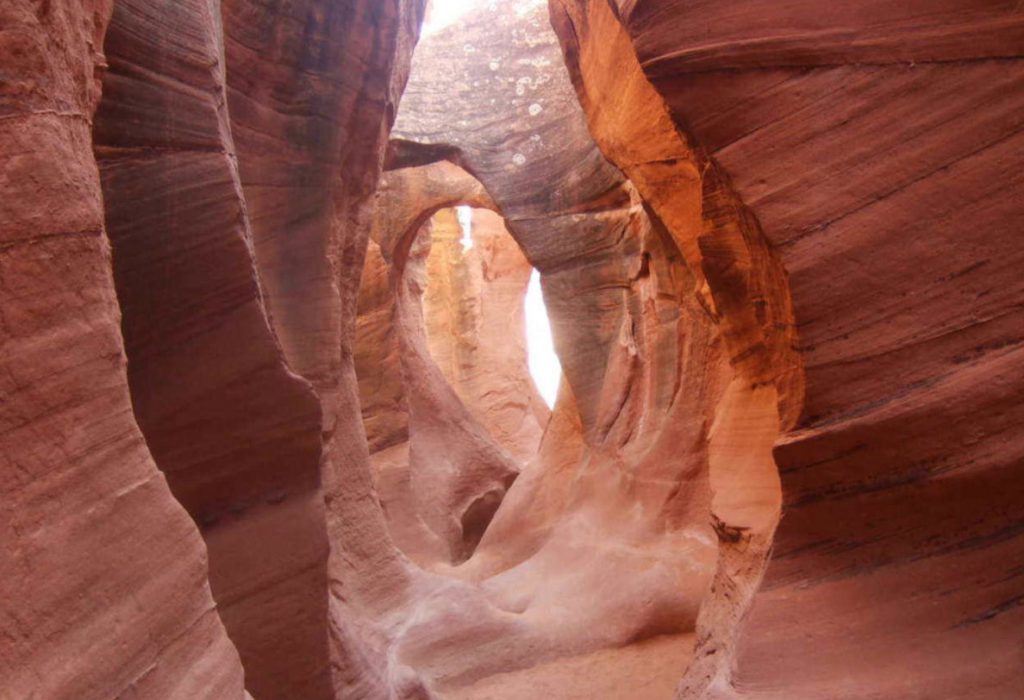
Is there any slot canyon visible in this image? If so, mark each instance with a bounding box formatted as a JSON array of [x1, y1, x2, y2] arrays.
[[1, 0, 1022, 698]]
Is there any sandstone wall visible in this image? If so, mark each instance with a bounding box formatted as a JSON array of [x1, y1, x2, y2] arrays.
[[0, 2, 248, 697], [363, 3, 793, 694], [549, 1, 1024, 697], [214, 1, 432, 695], [93, 1, 330, 696], [356, 191, 549, 567], [6, 1, 1020, 698], [1, 1, 426, 698], [423, 208, 549, 464]]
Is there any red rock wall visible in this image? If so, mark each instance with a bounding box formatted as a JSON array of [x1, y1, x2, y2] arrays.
[[548, 3, 802, 693], [550, 1, 1024, 697], [8, 1, 1020, 697], [392, 211, 523, 565], [0, 2, 247, 697], [355, 163, 529, 567], [3, 1, 427, 698], [92, 1, 331, 697], [356, 202, 550, 567], [357, 161, 497, 457], [216, 1, 432, 696], [360, 4, 777, 693]]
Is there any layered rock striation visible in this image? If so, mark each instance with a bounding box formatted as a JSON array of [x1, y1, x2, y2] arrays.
[[93, 1, 330, 696], [549, 1, 1024, 698], [1, 2, 248, 697], [3, 1, 1023, 699], [3, 0, 425, 698], [421, 208, 549, 465]]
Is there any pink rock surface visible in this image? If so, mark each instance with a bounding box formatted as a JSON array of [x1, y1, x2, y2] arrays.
[[5, 1, 1023, 698], [0, 2, 247, 697], [356, 196, 548, 567], [422, 208, 550, 464], [354, 3, 789, 694], [216, 0, 429, 695], [2, 1, 425, 698], [93, 2, 330, 695]]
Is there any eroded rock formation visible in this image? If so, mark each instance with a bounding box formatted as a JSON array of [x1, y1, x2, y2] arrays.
[[422, 208, 549, 464], [356, 198, 547, 566], [3, 0, 426, 698], [94, 2, 331, 695], [2, 0, 1023, 699], [350, 2, 796, 695], [549, 1, 1024, 698]]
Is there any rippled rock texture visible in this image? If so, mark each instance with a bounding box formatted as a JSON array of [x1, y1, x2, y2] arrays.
[[3, 0, 424, 698], [0, 2, 248, 697], [550, 1, 1024, 698], [3, 0, 1023, 698]]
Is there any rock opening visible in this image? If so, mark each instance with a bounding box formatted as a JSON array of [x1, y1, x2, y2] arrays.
[[349, 0, 793, 695], [524, 268, 562, 408]]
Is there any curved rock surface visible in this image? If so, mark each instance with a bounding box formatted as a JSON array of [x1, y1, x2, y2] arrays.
[[216, 0, 430, 696], [0, 2, 247, 698], [549, 1, 1024, 698], [93, 1, 330, 696], [361, 2, 793, 694], [3, 1, 1023, 699], [356, 200, 545, 566], [2, 0, 424, 698], [422, 208, 550, 464]]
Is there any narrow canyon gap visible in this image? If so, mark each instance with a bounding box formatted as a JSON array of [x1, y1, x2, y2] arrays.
[[1, 1, 1022, 700], [349, 0, 796, 695]]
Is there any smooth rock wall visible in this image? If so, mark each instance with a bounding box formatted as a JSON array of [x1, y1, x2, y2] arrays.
[[2, 0, 427, 698], [217, 0, 429, 695], [93, 0, 330, 696], [0, 2, 248, 698]]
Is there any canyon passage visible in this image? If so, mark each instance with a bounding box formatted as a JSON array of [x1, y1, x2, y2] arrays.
[[1, 1, 1023, 699]]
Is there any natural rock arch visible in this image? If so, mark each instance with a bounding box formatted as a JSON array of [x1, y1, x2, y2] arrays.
[[347, 3, 800, 694]]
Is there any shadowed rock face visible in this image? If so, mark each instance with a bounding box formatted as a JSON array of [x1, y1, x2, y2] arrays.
[[91, 0, 431, 696], [3, 0, 424, 699], [93, 1, 330, 696], [549, 1, 1024, 698]]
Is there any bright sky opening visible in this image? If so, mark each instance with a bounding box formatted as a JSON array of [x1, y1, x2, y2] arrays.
[[524, 268, 561, 408], [457, 205, 474, 251], [423, 0, 480, 35]]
